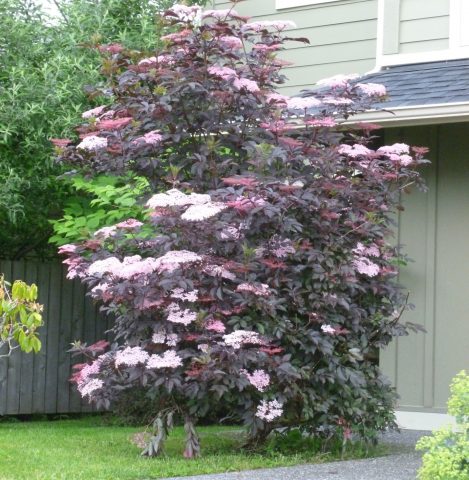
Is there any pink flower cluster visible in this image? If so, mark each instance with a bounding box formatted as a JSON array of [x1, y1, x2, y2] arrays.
[[166, 303, 197, 325], [322, 96, 354, 106], [205, 319, 226, 333], [356, 83, 387, 97], [241, 369, 270, 392], [305, 117, 337, 128], [152, 332, 179, 346], [321, 324, 336, 334], [286, 97, 321, 110], [208, 66, 237, 79], [77, 135, 107, 152], [147, 350, 183, 369], [317, 74, 359, 88], [255, 399, 283, 422], [94, 225, 117, 238], [168, 4, 202, 23], [133, 130, 163, 146], [219, 36, 243, 49], [338, 144, 372, 158], [272, 239, 296, 258], [78, 378, 104, 398], [153, 250, 202, 273], [87, 255, 160, 279], [377, 143, 413, 166], [171, 288, 198, 302], [202, 9, 239, 19], [353, 242, 380, 257], [146, 189, 211, 208], [223, 330, 262, 349], [237, 283, 270, 297], [181, 202, 228, 221], [115, 346, 149, 367], [353, 257, 380, 277], [242, 20, 296, 32], [233, 78, 260, 93], [203, 264, 236, 281], [82, 105, 106, 119]]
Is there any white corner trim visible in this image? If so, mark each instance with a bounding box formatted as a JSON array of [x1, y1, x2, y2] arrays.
[[346, 101, 469, 127], [395, 411, 456, 431], [276, 0, 341, 9], [376, 0, 469, 68]]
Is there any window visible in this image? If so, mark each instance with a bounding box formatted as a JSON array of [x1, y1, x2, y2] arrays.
[[276, 0, 341, 9]]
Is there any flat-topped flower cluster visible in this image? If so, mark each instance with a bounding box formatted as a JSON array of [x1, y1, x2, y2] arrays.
[[58, 1, 428, 457]]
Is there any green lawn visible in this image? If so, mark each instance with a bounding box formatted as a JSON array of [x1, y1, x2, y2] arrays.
[[0, 416, 387, 480]]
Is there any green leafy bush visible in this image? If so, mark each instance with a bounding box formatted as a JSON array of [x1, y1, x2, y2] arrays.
[[50, 174, 149, 246], [0, 277, 43, 356], [416, 371, 469, 480]]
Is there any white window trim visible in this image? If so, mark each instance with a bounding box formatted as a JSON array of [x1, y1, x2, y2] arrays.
[[376, 0, 469, 68], [276, 0, 341, 10]]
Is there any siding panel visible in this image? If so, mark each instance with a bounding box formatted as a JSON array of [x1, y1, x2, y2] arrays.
[[214, 0, 378, 90]]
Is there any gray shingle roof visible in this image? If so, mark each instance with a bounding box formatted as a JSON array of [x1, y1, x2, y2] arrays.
[[357, 59, 469, 108]]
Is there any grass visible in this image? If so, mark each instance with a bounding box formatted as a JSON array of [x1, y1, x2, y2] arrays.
[[0, 416, 388, 480]]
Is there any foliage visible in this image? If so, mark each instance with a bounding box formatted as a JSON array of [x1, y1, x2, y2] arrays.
[[0, 0, 206, 259], [0, 417, 386, 480], [50, 174, 149, 246], [416, 371, 469, 480], [57, 2, 428, 457], [0, 277, 43, 357]]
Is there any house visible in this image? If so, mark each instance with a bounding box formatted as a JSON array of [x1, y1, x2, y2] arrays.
[[212, 0, 469, 431]]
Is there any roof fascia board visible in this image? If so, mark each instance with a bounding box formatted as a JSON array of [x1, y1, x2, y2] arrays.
[[345, 102, 469, 127]]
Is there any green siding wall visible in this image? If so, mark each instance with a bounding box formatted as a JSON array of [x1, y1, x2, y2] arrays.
[[381, 124, 469, 412], [214, 0, 378, 95]]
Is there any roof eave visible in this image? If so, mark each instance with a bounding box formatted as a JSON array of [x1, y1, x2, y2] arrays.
[[347, 101, 469, 128]]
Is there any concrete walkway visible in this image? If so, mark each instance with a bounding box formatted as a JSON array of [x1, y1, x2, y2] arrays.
[[164, 430, 429, 480]]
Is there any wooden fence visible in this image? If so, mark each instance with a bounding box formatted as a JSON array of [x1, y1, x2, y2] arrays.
[[0, 260, 111, 415]]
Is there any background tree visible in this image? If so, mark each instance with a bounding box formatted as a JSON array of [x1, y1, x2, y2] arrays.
[[0, 0, 207, 259]]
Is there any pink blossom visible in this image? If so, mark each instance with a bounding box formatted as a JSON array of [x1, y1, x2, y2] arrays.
[[272, 240, 295, 258], [82, 105, 106, 119], [266, 93, 289, 104], [167, 5, 202, 23], [152, 332, 179, 346], [317, 74, 359, 88], [78, 359, 102, 384], [253, 43, 282, 52], [241, 369, 270, 392], [353, 257, 380, 277], [115, 346, 149, 367], [90, 282, 110, 298], [147, 350, 183, 369], [133, 130, 163, 146], [338, 144, 372, 158], [321, 324, 336, 334], [161, 29, 192, 43], [237, 283, 270, 296], [353, 242, 380, 257], [219, 36, 243, 49], [378, 143, 409, 156], [88, 257, 122, 277], [152, 332, 166, 344], [207, 66, 237, 79], [255, 399, 283, 422], [78, 378, 104, 398], [116, 218, 143, 229], [286, 97, 321, 110], [399, 154, 413, 166], [64, 256, 86, 280], [181, 202, 228, 221], [138, 56, 156, 66], [203, 264, 236, 281], [198, 343, 209, 353], [322, 96, 354, 106], [202, 9, 239, 19], [94, 225, 117, 238], [58, 244, 77, 255], [356, 83, 387, 97], [223, 330, 262, 349], [77, 135, 107, 151], [146, 189, 211, 208], [205, 320, 226, 333], [166, 303, 197, 325], [242, 20, 296, 32], [154, 250, 202, 273], [119, 256, 160, 279], [260, 120, 296, 134], [219, 226, 241, 240], [171, 288, 198, 302], [305, 117, 337, 128]]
